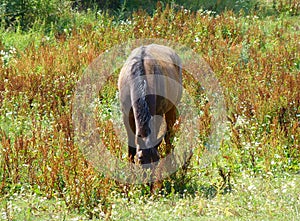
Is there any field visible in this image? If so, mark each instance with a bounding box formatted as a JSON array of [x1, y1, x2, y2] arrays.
[[0, 1, 299, 220]]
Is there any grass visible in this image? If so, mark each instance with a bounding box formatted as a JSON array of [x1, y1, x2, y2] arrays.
[[111, 173, 300, 220], [1, 172, 299, 220], [0, 1, 299, 220]]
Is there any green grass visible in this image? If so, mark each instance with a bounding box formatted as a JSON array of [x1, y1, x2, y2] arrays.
[[1, 173, 299, 220], [112, 174, 300, 220], [0, 1, 299, 220]]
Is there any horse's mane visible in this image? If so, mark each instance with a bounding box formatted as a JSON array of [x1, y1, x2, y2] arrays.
[[130, 46, 151, 137]]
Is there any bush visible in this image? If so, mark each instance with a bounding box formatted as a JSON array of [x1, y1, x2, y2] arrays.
[[122, 0, 259, 14], [72, 0, 120, 11], [0, 0, 72, 30], [271, 0, 299, 15]]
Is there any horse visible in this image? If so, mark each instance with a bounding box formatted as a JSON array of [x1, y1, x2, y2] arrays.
[[118, 44, 182, 169]]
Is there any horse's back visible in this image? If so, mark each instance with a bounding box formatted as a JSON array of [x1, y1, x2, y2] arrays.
[[118, 44, 182, 115], [119, 44, 181, 85]]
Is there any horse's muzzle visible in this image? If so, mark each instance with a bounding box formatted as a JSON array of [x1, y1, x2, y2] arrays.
[[136, 148, 160, 165]]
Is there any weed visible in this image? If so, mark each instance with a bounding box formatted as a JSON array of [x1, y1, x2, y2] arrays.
[[0, 2, 299, 219]]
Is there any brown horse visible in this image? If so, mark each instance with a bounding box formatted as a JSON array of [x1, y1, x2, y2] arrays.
[[118, 44, 182, 168]]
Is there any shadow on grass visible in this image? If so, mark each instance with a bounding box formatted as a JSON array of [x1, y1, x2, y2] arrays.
[[159, 167, 233, 199]]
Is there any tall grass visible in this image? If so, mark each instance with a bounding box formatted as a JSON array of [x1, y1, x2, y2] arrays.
[[0, 2, 299, 218]]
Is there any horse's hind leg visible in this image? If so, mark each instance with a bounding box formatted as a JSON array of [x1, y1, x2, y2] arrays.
[[164, 105, 177, 155]]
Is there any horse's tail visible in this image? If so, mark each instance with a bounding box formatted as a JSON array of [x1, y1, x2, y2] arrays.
[[130, 46, 152, 138]]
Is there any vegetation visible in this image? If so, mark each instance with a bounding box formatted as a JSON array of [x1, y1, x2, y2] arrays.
[[0, 0, 299, 220]]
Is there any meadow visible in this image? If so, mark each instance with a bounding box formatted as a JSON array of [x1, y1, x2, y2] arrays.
[[0, 1, 299, 220]]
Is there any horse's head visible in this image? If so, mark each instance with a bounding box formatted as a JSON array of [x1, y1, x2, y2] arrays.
[[136, 146, 160, 166], [135, 115, 165, 166]]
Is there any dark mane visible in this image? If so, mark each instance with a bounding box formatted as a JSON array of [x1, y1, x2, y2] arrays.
[[130, 47, 151, 137], [131, 46, 146, 77]]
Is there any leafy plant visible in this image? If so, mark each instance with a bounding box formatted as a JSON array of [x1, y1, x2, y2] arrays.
[[0, 2, 299, 219]]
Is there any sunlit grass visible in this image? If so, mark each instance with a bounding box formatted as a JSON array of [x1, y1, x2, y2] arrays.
[[0, 2, 299, 219], [1, 173, 299, 220]]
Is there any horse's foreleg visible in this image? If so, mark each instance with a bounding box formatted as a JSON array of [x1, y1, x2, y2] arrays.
[[164, 105, 177, 155], [124, 108, 136, 163]]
